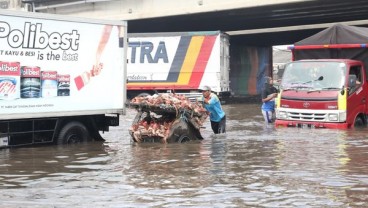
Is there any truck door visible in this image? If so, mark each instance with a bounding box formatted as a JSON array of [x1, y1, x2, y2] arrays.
[[347, 65, 366, 124]]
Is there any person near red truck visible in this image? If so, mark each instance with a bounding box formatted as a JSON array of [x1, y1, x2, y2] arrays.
[[261, 76, 279, 124], [198, 86, 226, 134]]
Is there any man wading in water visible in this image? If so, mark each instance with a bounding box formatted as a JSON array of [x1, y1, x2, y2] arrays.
[[261, 76, 278, 124], [198, 85, 226, 134]]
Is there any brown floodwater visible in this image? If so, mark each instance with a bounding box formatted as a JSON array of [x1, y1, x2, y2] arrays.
[[1, 103, 368, 207]]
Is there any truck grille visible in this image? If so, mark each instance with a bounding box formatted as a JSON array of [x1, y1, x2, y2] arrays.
[[288, 112, 326, 121]]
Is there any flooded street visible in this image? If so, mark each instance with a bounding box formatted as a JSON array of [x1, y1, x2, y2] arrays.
[[1, 103, 368, 207]]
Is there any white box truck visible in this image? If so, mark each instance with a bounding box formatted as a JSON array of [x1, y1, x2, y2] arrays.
[[126, 31, 231, 100], [0, 10, 127, 148]]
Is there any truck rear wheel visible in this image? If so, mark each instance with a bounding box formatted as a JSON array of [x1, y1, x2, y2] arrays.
[[57, 121, 90, 145]]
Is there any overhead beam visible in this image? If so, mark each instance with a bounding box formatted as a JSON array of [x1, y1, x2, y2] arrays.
[[226, 19, 368, 35], [33, 0, 310, 20]]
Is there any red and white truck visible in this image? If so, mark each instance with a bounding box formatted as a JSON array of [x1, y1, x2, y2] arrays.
[[275, 24, 368, 129], [126, 31, 231, 100], [0, 10, 128, 147]]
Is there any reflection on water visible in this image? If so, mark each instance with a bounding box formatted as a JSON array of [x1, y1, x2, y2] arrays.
[[0, 143, 109, 188], [0, 104, 368, 207]]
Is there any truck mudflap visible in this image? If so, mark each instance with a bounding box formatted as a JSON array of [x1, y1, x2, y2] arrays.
[[275, 120, 349, 129], [104, 114, 120, 126], [128, 93, 208, 143]]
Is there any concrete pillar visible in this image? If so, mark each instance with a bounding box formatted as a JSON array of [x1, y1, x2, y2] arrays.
[[2, 0, 22, 10]]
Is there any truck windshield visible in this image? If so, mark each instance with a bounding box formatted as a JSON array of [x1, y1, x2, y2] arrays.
[[281, 61, 346, 90]]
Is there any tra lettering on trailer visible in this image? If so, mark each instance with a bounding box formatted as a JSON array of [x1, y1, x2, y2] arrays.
[[129, 41, 169, 64]]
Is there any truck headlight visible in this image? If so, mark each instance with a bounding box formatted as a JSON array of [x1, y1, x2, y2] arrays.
[[277, 111, 287, 119], [328, 113, 338, 121]]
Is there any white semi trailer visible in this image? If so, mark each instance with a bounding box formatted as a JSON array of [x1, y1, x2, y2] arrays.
[[126, 31, 231, 100]]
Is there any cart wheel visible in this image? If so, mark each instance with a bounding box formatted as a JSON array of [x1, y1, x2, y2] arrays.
[[177, 134, 190, 143], [57, 121, 90, 145], [137, 92, 151, 97]]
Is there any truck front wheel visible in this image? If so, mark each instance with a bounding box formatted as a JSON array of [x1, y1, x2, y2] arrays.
[[57, 121, 90, 145], [354, 116, 365, 128]]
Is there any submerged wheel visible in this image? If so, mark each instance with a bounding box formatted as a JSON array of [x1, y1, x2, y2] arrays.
[[127, 93, 151, 104], [57, 122, 90, 145], [354, 116, 365, 128], [177, 134, 191, 143], [137, 93, 151, 97]]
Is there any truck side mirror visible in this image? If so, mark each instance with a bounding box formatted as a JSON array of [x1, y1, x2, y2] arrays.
[[341, 86, 345, 95]]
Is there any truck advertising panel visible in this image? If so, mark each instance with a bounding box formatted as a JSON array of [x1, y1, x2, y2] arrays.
[[127, 31, 229, 94], [0, 12, 125, 119]]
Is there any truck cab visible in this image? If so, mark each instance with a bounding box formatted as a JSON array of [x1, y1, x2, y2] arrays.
[[275, 59, 368, 128]]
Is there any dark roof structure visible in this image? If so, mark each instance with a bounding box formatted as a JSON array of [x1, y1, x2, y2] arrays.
[[293, 24, 368, 70], [295, 24, 368, 45]]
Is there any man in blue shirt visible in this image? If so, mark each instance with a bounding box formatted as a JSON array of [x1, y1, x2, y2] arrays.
[[261, 76, 278, 124], [198, 86, 226, 134]]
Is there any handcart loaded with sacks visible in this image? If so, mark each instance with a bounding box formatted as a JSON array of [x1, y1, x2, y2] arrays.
[[128, 93, 208, 143]]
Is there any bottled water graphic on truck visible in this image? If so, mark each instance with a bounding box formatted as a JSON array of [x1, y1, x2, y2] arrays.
[[20, 66, 41, 98], [0, 61, 20, 100], [57, 74, 70, 96], [41, 71, 58, 98]]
